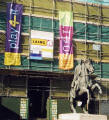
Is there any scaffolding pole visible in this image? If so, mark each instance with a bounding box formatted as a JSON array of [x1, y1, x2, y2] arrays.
[[28, 0, 32, 70]]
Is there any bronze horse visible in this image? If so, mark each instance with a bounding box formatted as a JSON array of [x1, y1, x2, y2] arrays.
[[70, 59, 102, 113]]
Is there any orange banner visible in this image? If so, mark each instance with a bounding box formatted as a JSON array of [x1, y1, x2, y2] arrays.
[[59, 11, 74, 70]]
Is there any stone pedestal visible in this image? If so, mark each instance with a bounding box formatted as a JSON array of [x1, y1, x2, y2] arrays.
[[58, 113, 107, 120]]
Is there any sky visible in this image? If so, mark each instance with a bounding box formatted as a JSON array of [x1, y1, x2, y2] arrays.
[[77, 0, 109, 6]]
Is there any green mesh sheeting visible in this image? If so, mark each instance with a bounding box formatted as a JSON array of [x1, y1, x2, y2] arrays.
[[0, 53, 109, 78], [1, 12, 109, 42], [0, 12, 6, 31], [1, 12, 109, 78]]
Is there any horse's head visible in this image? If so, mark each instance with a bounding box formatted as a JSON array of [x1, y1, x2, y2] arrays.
[[84, 59, 94, 74]]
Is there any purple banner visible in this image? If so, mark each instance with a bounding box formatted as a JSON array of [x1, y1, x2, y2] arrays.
[[59, 25, 74, 70], [5, 3, 23, 53]]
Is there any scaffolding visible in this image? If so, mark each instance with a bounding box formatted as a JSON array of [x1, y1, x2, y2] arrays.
[[0, 0, 109, 102]]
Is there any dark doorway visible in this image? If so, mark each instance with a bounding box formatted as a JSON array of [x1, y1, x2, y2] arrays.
[[28, 77, 50, 120]]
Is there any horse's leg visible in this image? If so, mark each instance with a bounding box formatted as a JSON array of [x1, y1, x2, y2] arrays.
[[82, 107, 88, 114], [70, 89, 77, 113], [86, 89, 90, 112], [80, 93, 88, 114], [79, 88, 89, 113], [91, 83, 102, 94]]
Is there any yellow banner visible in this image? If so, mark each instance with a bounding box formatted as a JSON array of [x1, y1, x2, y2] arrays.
[[59, 54, 74, 70], [32, 38, 47, 46], [4, 52, 21, 65], [59, 11, 74, 70]]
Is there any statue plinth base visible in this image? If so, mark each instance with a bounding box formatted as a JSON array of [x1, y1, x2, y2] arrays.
[[58, 113, 107, 120]]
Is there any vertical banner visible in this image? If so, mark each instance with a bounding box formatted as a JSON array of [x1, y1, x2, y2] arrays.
[[4, 3, 23, 65], [20, 98, 29, 119], [59, 11, 74, 70], [51, 99, 57, 120]]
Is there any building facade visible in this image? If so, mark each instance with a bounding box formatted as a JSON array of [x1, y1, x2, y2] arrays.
[[0, 0, 109, 120]]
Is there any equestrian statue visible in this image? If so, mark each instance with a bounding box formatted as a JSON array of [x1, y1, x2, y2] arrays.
[[69, 59, 102, 113]]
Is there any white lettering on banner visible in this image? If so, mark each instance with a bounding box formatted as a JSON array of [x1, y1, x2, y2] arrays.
[[62, 29, 71, 53], [8, 27, 19, 49], [10, 9, 19, 15], [10, 43, 18, 49], [11, 27, 19, 33]]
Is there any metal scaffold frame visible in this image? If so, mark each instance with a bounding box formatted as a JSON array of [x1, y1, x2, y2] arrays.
[[0, 0, 109, 89], [0, 2, 108, 62]]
